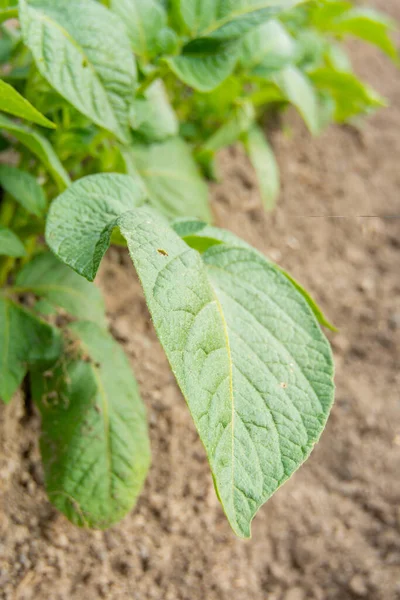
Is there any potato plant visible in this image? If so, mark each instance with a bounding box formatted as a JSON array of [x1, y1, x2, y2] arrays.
[[0, 0, 396, 536]]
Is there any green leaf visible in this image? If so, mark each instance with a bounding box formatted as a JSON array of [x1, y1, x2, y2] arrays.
[[173, 219, 337, 330], [166, 44, 239, 92], [132, 80, 179, 142], [312, 4, 398, 61], [0, 6, 18, 23], [46, 175, 335, 537], [275, 268, 337, 332], [46, 173, 147, 281], [0, 297, 61, 403], [0, 113, 70, 190], [240, 19, 296, 75], [243, 125, 280, 211], [309, 68, 386, 122], [122, 137, 211, 221], [19, 0, 136, 143], [202, 102, 255, 152], [178, 0, 302, 40], [110, 0, 168, 61], [0, 225, 26, 257], [274, 65, 319, 134], [30, 320, 150, 528], [15, 252, 106, 325], [0, 165, 46, 217], [0, 79, 55, 128]]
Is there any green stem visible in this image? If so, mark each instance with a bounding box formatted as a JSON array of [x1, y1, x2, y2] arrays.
[[137, 66, 166, 95]]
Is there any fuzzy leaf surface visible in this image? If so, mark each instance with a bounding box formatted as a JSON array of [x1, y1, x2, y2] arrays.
[[46, 174, 335, 537], [19, 0, 136, 142], [110, 0, 168, 61], [31, 321, 150, 528]]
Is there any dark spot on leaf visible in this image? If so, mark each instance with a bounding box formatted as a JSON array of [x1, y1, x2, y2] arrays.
[[82, 58, 88, 67], [157, 248, 168, 256]]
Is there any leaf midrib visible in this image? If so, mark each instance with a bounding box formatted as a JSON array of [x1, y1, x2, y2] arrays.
[[27, 4, 121, 137], [202, 1, 294, 37]]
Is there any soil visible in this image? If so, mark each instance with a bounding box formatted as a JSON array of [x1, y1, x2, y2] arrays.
[[1, 1, 400, 598]]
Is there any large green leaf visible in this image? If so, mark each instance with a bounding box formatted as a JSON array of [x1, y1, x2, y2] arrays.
[[274, 65, 319, 134], [0, 226, 26, 257], [15, 252, 106, 325], [0, 297, 61, 403], [0, 79, 55, 128], [132, 80, 178, 142], [110, 0, 169, 61], [243, 124, 280, 211], [172, 220, 336, 330], [123, 137, 211, 221], [240, 18, 296, 75], [0, 165, 46, 217], [309, 68, 386, 122], [30, 320, 150, 528], [46, 175, 335, 537], [168, 1, 302, 91], [0, 114, 70, 190], [19, 0, 136, 142]]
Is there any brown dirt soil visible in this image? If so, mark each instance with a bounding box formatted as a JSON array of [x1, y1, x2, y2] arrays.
[[1, 2, 400, 598]]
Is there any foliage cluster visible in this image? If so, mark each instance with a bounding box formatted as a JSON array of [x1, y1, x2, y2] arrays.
[[0, 0, 396, 535]]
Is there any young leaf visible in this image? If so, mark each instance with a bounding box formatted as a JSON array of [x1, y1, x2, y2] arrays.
[[166, 44, 240, 92], [19, 0, 136, 143], [240, 19, 296, 76], [46, 175, 334, 537], [312, 4, 398, 61], [202, 102, 255, 153], [274, 65, 319, 134], [178, 0, 302, 41], [309, 68, 386, 122], [0, 165, 46, 217], [132, 80, 179, 142], [123, 137, 211, 221], [0, 79, 55, 128], [0, 114, 70, 190], [243, 125, 280, 211], [0, 226, 26, 257], [30, 321, 151, 528], [110, 0, 169, 61], [15, 252, 106, 325], [0, 297, 62, 403]]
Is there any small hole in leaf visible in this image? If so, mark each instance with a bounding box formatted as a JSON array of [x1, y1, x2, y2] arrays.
[[157, 248, 168, 256], [280, 382, 288, 389]]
